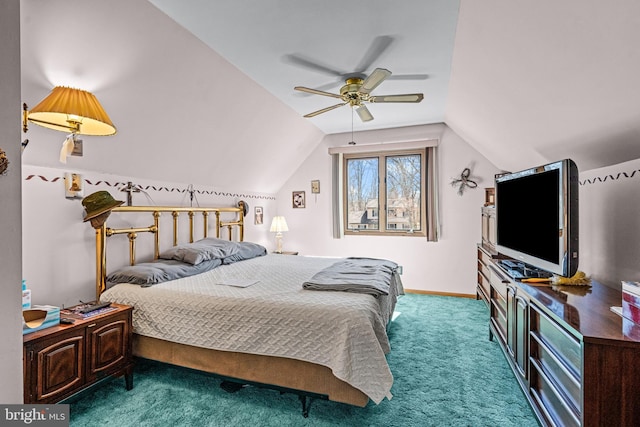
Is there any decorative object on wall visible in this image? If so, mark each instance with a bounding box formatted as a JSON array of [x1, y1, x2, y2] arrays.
[[0, 148, 9, 175], [22, 86, 116, 163], [24, 174, 277, 201], [119, 181, 142, 206], [270, 216, 289, 253], [311, 180, 320, 194], [579, 168, 640, 186], [292, 191, 306, 208], [450, 167, 478, 195], [64, 172, 84, 199], [255, 206, 263, 225], [484, 187, 495, 206], [185, 184, 198, 207]]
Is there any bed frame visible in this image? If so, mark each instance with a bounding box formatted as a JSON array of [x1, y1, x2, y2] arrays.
[[88, 202, 369, 412]]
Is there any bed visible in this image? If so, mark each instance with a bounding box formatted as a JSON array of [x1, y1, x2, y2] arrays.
[[87, 202, 403, 411]]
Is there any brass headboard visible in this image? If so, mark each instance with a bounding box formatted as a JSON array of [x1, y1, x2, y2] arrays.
[[89, 202, 246, 300]]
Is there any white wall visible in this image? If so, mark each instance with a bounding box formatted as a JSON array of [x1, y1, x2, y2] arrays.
[[22, 165, 276, 308], [20, 0, 324, 195], [0, 0, 23, 404], [578, 158, 640, 288], [276, 123, 501, 295]]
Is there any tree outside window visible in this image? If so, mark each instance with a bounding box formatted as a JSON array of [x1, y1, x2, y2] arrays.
[[344, 149, 425, 236]]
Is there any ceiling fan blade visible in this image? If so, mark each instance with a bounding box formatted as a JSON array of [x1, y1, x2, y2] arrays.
[[359, 68, 392, 95], [354, 35, 395, 73], [370, 93, 424, 103], [293, 81, 343, 97], [304, 102, 347, 118], [388, 74, 429, 81], [355, 105, 374, 122], [294, 86, 343, 99], [284, 54, 346, 77]]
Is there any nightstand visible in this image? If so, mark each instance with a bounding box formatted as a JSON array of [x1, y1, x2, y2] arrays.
[[273, 251, 299, 255], [23, 303, 134, 404]]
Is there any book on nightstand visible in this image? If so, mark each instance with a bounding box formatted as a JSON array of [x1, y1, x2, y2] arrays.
[[60, 303, 118, 319]]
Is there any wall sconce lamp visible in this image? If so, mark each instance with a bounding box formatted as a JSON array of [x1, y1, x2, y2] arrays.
[[269, 216, 289, 254], [22, 86, 117, 162]]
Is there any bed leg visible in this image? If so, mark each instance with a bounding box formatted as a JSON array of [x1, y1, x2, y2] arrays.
[[299, 395, 313, 418]]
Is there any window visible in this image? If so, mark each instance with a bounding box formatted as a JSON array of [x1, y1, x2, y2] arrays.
[[343, 149, 427, 236]]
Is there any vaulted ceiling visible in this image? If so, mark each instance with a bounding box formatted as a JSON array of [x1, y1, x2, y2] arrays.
[[150, 0, 640, 173], [148, 0, 459, 136], [19, 0, 640, 195]]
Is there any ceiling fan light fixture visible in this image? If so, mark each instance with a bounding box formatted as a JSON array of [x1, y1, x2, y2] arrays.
[[294, 67, 423, 122]]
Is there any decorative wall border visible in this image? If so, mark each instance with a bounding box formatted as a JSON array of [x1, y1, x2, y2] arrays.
[[24, 174, 276, 200], [29, 167, 638, 194], [579, 169, 640, 186]]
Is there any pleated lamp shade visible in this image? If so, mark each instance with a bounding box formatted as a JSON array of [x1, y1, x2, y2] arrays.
[[270, 216, 289, 233], [27, 86, 116, 136]]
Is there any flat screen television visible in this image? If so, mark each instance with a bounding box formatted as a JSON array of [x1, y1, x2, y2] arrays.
[[495, 159, 579, 278]]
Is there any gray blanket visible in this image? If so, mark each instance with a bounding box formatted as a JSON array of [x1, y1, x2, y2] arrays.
[[302, 257, 398, 297]]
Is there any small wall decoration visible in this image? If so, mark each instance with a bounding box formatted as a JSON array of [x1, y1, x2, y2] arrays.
[[450, 167, 478, 196], [311, 180, 320, 194], [0, 148, 9, 175], [484, 187, 495, 206], [64, 172, 84, 199], [292, 191, 305, 208], [255, 206, 263, 225]]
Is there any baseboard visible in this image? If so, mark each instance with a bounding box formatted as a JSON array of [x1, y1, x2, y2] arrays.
[[404, 289, 477, 299]]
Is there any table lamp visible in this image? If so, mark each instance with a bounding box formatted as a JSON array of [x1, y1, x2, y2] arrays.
[[270, 216, 288, 253]]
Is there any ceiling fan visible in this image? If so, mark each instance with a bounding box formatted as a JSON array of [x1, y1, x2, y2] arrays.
[[294, 67, 424, 122]]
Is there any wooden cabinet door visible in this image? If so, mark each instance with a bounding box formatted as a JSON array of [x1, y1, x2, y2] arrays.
[[86, 312, 131, 383], [24, 330, 85, 403], [514, 294, 528, 380]]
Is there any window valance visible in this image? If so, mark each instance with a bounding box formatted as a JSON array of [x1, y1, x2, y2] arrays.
[[328, 139, 438, 155]]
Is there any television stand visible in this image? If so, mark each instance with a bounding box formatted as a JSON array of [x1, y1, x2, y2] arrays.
[[498, 259, 552, 279]]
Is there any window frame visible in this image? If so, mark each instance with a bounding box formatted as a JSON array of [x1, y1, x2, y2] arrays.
[[342, 148, 427, 237]]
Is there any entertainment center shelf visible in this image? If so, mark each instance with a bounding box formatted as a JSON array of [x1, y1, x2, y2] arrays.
[[476, 244, 640, 427]]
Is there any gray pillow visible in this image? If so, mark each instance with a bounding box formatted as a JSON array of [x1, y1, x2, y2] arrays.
[[106, 258, 221, 286], [159, 237, 239, 265], [223, 241, 267, 264]]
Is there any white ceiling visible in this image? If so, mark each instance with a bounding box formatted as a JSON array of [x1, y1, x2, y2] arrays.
[[148, 0, 460, 135], [149, 0, 640, 173]]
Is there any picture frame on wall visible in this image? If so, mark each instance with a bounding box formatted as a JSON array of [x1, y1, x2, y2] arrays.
[[64, 172, 84, 199], [292, 191, 305, 208], [311, 180, 320, 194], [255, 206, 263, 225]]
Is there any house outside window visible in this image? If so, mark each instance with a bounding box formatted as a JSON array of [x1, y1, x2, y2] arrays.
[[343, 149, 426, 236]]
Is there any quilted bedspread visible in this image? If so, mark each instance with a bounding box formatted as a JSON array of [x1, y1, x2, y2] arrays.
[[100, 254, 404, 404]]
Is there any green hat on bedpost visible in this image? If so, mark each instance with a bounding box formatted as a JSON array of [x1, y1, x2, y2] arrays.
[[82, 190, 124, 222]]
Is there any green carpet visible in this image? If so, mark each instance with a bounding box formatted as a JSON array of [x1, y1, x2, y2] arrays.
[[68, 294, 538, 426]]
